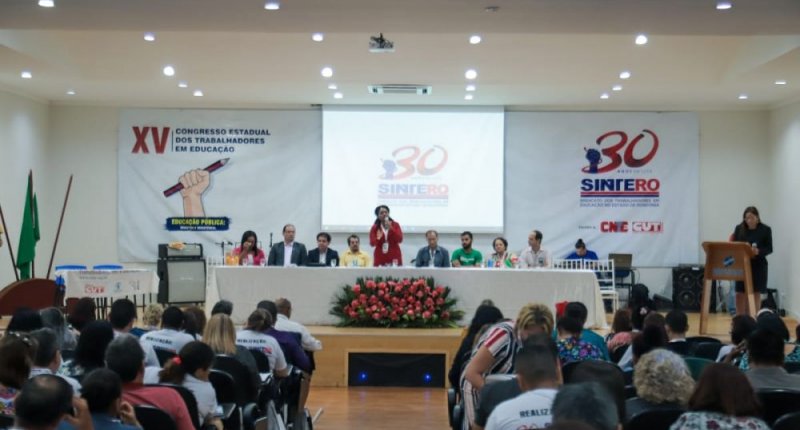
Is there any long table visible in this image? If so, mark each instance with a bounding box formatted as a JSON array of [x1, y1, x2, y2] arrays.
[[205, 266, 606, 328]]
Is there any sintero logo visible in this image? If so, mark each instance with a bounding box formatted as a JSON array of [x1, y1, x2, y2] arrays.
[[583, 129, 659, 174], [380, 145, 448, 180]]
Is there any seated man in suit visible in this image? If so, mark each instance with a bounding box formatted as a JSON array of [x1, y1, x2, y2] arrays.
[[340, 234, 372, 267], [307, 232, 339, 267], [267, 224, 308, 266], [415, 230, 450, 268]]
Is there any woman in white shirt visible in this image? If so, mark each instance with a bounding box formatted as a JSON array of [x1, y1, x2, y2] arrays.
[[158, 341, 222, 430]]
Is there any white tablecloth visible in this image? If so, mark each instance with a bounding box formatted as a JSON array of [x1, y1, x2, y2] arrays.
[[205, 266, 606, 328], [59, 269, 160, 298]]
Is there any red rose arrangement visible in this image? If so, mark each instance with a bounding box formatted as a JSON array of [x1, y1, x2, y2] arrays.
[[331, 277, 464, 328]]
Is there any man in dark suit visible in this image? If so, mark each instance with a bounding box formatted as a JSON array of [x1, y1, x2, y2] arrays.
[[307, 232, 339, 266], [267, 224, 308, 266], [415, 229, 450, 268]]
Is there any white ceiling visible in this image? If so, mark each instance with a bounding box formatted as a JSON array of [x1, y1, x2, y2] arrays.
[[1, 0, 799, 110]]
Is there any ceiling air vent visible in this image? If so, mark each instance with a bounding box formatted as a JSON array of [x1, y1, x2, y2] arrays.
[[368, 84, 432, 95]]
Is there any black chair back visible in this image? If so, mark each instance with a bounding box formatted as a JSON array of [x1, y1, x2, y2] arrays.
[[134, 405, 178, 430], [665, 341, 692, 356], [623, 369, 634, 385], [155, 348, 177, 366], [685, 336, 721, 344], [148, 383, 201, 430], [561, 361, 582, 383], [249, 348, 272, 373], [691, 342, 723, 360], [773, 410, 800, 430], [60, 349, 75, 361], [783, 361, 800, 374], [624, 385, 638, 399], [213, 355, 258, 406], [0, 414, 14, 429], [563, 359, 624, 384], [610, 345, 628, 363], [757, 389, 800, 425], [624, 407, 684, 430]]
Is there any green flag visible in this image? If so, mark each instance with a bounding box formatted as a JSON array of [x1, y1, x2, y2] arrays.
[[16, 176, 39, 280]]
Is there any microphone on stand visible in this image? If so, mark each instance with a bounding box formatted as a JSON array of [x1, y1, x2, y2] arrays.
[[269, 233, 273, 248]]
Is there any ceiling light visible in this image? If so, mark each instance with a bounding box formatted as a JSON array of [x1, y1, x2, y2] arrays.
[[612, 85, 623, 91], [738, 94, 748, 100], [464, 94, 474, 100], [635, 34, 648, 45], [264, 1, 280, 10], [178, 81, 188, 88], [143, 32, 155, 42], [333, 92, 343, 99], [162, 65, 175, 77], [66, 90, 75, 95], [469, 35, 482, 45], [21, 70, 32, 79], [600, 93, 610, 99], [619, 71, 631, 79], [321, 67, 333, 78], [312, 33, 324, 42], [716, 1, 732, 10], [327, 83, 338, 90], [38, 0, 54, 7], [775, 80, 787, 85], [193, 90, 204, 97], [466, 85, 476, 92], [465, 69, 478, 80]]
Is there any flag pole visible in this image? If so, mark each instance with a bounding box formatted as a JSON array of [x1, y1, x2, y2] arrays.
[[0, 203, 20, 281], [28, 170, 36, 278], [46, 175, 73, 280]]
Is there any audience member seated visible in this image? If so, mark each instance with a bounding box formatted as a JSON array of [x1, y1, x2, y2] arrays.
[[461, 303, 554, 430], [40, 308, 77, 350], [182, 306, 207, 340], [275, 298, 323, 353], [63, 368, 141, 430], [159, 341, 223, 430], [665, 310, 691, 356], [484, 341, 560, 430], [630, 325, 669, 368], [717, 315, 757, 362], [256, 301, 312, 374], [105, 334, 195, 430], [414, 230, 450, 267], [140, 306, 195, 355], [669, 363, 768, 430], [627, 349, 694, 422], [67, 298, 97, 333], [210, 300, 233, 317], [27, 329, 82, 395], [7, 308, 44, 333], [448, 304, 504, 393], [618, 311, 667, 370], [567, 360, 626, 424], [62, 320, 114, 381], [563, 302, 610, 361], [744, 328, 800, 391], [731, 309, 798, 370], [109, 299, 159, 367], [1, 332, 36, 416], [235, 309, 289, 377], [130, 303, 163, 338], [203, 313, 259, 388], [14, 375, 91, 430], [555, 312, 603, 365], [606, 309, 633, 359], [551, 382, 619, 430], [564, 239, 598, 261]]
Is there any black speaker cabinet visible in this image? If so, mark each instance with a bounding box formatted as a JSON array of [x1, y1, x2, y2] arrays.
[[672, 266, 716, 312], [157, 259, 206, 304]]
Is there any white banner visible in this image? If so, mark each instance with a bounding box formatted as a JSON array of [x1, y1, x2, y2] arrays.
[[505, 112, 699, 267], [118, 109, 321, 262], [60, 270, 159, 298]]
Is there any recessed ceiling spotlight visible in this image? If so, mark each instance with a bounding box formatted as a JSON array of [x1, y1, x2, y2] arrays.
[[321, 67, 333, 78], [635, 34, 648, 45], [178, 81, 188, 88], [466, 84, 476, 92], [469, 35, 482, 45], [600, 93, 610, 99], [333, 92, 343, 99], [143, 32, 156, 42], [38, 0, 54, 7], [327, 83, 338, 90], [484, 6, 499, 12], [162, 65, 175, 77], [716, 1, 732, 10], [464, 94, 474, 100], [21, 70, 32, 79], [619, 71, 631, 79], [465, 69, 478, 80], [264, 1, 280, 10], [66, 90, 75, 95], [312, 33, 324, 42], [193, 90, 204, 97], [775, 80, 787, 85], [612, 85, 623, 91], [738, 94, 748, 100]]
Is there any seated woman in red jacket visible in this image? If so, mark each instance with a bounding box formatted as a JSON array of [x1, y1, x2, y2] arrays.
[[369, 205, 403, 266]]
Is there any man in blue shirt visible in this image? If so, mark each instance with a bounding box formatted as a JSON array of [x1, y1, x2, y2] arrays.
[[565, 239, 598, 261]]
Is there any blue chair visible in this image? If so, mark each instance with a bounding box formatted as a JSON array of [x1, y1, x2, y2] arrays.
[[55, 265, 87, 271], [93, 264, 123, 270]]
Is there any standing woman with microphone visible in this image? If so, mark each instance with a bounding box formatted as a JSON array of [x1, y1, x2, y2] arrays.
[[369, 205, 403, 266], [731, 206, 772, 315]]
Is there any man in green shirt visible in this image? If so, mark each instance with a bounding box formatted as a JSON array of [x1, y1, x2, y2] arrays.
[[451, 231, 483, 267]]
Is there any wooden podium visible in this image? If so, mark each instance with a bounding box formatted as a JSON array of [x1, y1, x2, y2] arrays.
[[700, 241, 756, 334]]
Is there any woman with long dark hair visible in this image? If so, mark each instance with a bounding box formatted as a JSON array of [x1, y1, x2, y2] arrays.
[[731, 206, 772, 315], [62, 320, 114, 381], [159, 341, 222, 429], [447, 303, 504, 391], [369, 205, 403, 266], [233, 230, 265, 266]]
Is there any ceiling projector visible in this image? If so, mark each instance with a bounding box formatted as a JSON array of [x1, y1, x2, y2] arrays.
[[369, 33, 395, 53]]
